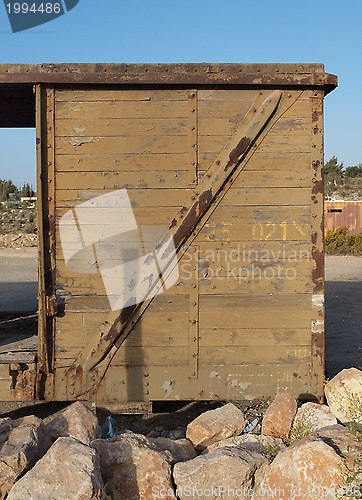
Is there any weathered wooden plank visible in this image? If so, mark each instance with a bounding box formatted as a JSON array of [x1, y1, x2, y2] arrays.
[[55, 100, 188, 120], [199, 328, 311, 347], [55, 346, 189, 368], [231, 170, 311, 188], [197, 89, 259, 101], [198, 151, 310, 172], [199, 294, 311, 329], [55, 135, 189, 155], [55, 344, 310, 368], [55, 89, 189, 102], [55, 153, 189, 172], [55, 204, 310, 228], [55, 118, 188, 137], [198, 345, 311, 365], [206, 205, 310, 222], [199, 116, 310, 137], [197, 275, 312, 295], [199, 132, 311, 154], [55, 171, 191, 190], [56, 270, 312, 297], [55, 188, 191, 207], [222, 187, 310, 206]]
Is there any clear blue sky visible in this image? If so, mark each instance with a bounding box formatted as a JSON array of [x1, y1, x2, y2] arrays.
[[0, 0, 359, 188]]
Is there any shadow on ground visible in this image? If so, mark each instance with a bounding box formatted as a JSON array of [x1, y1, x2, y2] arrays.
[[325, 280, 362, 379]]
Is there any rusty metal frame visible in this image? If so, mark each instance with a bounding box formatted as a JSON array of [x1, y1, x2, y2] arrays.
[[310, 91, 325, 400], [36, 85, 56, 382], [0, 63, 337, 93]]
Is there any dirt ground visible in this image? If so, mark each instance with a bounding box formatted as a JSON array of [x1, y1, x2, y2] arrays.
[[0, 250, 361, 430]]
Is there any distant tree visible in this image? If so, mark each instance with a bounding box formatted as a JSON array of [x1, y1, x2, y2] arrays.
[[20, 183, 35, 197], [324, 156, 344, 196], [324, 156, 344, 179], [0, 179, 19, 201], [344, 164, 362, 178]]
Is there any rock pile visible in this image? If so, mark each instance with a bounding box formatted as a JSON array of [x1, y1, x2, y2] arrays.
[[1, 368, 362, 499]]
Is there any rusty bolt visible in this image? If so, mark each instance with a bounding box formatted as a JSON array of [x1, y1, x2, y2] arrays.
[[145, 390, 149, 395], [144, 373, 149, 377]]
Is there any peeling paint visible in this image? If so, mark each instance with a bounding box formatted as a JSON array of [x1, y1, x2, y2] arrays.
[[209, 371, 220, 379], [239, 382, 252, 391], [162, 380, 175, 397], [69, 137, 95, 147], [312, 294, 324, 308], [311, 319, 324, 333]]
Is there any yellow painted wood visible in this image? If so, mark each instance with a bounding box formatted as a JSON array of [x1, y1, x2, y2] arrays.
[[55, 171, 191, 191], [55, 188, 191, 208], [199, 294, 311, 329], [55, 153, 189, 172], [55, 100, 188, 120], [55, 89, 189, 102], [199, 328, 311, 347], [55, 118, 188, 138], [56, 135, 189, 155]]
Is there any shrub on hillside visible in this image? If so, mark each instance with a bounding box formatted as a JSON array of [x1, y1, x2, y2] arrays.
[[325, 226, 362, 255]]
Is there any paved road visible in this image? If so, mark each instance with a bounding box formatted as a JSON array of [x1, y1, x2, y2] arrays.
[[0, 249, 361, 378], [0, 248, 38, 312], [325, 255, 362, 378]]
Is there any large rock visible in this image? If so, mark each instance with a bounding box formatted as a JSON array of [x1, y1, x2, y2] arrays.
[[253, 438, 348, 500], [0, 415, 52, 499], [186, 403, 246, 450], [289, 402, 337, 443], [46, 401, 101, 445], [202, 433, 285, 458], [325, 367, 362, 424], [92, 433, 176, 499], [173, 446, 267, 499], [7, 437, 105, 500], [261, 393, 297, 439], [149, 437, 197, 463], [297, 424, 362, 471]]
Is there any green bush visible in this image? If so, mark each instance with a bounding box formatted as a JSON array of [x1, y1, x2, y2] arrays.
[[325, 226, 362, 255]]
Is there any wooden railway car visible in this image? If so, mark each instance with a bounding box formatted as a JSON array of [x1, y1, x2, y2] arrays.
[[325, 200, 362, 236], [0, 63, 337, 403]]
